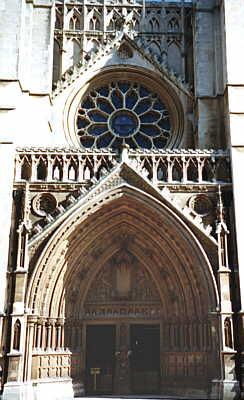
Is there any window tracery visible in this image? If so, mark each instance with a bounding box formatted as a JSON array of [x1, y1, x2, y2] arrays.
[[168, 17, 180, 32], [76, 81, 172, 150], [108, 16, 117, 31], [69, 15, 81, 30], [149, 17, 160, 33], [89, 16, 101, 31]]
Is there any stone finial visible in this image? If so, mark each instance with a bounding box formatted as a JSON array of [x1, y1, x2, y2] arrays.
[[21, 182, 32, 232], [120, 143, 130, 163], [216, 185, 229, 235]]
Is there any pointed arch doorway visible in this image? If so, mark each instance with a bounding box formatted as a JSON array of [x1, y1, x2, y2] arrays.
[[83, 250, 162, 395], [27, 186, 220, 398]]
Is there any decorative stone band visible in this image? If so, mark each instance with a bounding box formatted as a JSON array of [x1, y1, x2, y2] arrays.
[[83, 303, 162, 320], [15, 148, 231, 186]]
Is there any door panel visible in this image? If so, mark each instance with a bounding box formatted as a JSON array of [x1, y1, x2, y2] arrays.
[[86, 325, 115, 394], [130, 324, 160, 394]]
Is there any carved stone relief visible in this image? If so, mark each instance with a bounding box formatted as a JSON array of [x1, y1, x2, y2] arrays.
[[32, 193, 57, 217], [188, 194, 213, 217], [85, 250, 160, 304], [84, 249, 161, 319]]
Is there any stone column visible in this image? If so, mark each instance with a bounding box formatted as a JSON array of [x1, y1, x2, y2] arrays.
[[35, 321, 42, 350], [46, 321, 52, 351], [40, 318, 47, 350], [24, 316, 37, 382], [114, 323, 131, 395], [56, 319, 63, 351], [60, 319, 65, 350], [49, 318, 57, 350], [47, 155, 54, 181]]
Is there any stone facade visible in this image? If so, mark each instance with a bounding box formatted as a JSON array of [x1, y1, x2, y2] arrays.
[[0, 0, 243, 399]]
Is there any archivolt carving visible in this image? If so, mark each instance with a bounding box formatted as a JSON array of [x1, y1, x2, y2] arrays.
[[26, 185, 219, 323]]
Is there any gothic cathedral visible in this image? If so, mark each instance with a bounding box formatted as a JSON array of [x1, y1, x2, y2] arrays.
[[0, 0, 243, 399]]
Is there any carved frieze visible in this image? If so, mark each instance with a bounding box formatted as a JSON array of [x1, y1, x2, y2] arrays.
[[83, 304, 162, 320]]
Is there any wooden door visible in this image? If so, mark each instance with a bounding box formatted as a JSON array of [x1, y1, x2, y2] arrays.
[[130, 324, 160, 394], [85, 325, 116, 394]]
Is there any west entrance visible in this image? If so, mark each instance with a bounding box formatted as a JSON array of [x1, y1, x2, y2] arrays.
[[85, 323, 160, 395]]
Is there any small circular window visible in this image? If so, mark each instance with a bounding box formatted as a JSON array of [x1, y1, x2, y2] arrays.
[[76, 81, 172, 150]]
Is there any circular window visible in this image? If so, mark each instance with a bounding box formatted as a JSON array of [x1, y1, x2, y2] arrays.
[[110, 111, 138, 137], [188, 195, 213, 217], [76, 81, 172, 150], [32, 193, 57, 217]]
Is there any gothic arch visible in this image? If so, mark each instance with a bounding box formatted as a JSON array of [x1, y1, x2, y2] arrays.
[[168, 41, 182, 76], [149, 17, 160, 33], [27, 184, 219, 321], [69, 14, 81, 31], [168, 17, 180, 32], [108, 14, 117, 31]]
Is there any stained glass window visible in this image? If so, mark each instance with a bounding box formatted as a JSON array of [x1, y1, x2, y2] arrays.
[[76, 81, 172, 150]]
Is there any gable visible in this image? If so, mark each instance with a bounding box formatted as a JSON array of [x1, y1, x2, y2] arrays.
[[29, 156, 217, 253]]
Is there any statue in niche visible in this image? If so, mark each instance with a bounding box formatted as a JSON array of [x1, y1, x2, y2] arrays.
[[114, 252, 133, 298], [116, 262, 131, 297], [13, 320, 21, 351], [224, 318, 233, 348]]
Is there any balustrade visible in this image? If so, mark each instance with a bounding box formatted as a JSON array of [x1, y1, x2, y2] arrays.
[[15, 148, 231, 186]]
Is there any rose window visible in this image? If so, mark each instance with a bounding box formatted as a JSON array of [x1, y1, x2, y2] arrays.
[[76, 81, 172, 150]]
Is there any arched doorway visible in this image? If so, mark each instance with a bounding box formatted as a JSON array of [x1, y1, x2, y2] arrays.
[[82, 249, 162, 395], [26, 184, 220, 398]]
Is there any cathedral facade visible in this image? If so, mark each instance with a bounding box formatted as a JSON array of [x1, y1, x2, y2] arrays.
[[0, 0, 243, 399]]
